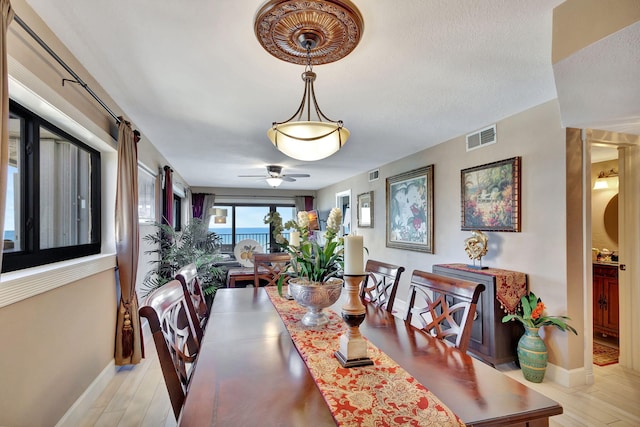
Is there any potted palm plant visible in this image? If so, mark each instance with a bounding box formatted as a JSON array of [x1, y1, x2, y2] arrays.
[[142, 217, 225, 304]]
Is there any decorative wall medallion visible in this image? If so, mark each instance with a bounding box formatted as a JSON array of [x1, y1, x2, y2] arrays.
[[254, 0, 364, 65]]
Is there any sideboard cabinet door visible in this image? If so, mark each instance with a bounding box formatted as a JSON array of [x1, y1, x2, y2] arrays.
[[433, 264, 526, 366]]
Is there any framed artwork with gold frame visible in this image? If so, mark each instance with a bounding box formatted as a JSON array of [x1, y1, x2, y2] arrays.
[[461, 156, 521, 232]]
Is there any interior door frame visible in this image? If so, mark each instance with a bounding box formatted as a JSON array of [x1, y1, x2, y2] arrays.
[[335, 189, 351, 236], [585, 129, 640, 372]]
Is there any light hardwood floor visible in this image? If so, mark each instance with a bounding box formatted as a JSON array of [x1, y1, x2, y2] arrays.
[[75, 331, 177, 427], [500, 363, 640, 427], [77, 334, 640, 427]]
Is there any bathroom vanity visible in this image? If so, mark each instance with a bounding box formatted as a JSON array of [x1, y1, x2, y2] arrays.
[[593, 263, 619, 337]]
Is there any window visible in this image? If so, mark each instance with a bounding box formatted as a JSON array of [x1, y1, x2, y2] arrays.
[[138, 164, 156, 223], [3, 100, 101, 272], [208, 204, 296, 253], [173, 194, 182, 231]]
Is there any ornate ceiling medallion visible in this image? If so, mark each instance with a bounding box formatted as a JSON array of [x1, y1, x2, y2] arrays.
[[254, 0, 364, 65]]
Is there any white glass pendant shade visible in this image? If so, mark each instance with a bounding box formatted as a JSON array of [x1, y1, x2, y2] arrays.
[[265, 177, 283, 187], [214, 216, 226, 224], [268, 121, 350, 161]]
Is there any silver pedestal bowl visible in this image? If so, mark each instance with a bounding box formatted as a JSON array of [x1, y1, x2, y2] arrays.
[[288, 277, 343, 326]]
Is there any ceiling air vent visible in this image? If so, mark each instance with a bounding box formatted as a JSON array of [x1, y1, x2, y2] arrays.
[[368, 169, 379, 182], [466, 124, 497, 152]]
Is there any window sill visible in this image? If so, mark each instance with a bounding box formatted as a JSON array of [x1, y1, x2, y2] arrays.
[[0, 253, 117, 308]]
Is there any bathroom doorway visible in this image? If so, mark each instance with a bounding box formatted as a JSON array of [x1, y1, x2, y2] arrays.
[[591, 144, 620, 366], [587, 129, 640, 372]]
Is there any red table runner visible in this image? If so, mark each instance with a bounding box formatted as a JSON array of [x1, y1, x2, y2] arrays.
[[265, 287, 464, 427], [435, 264, 527, 314]]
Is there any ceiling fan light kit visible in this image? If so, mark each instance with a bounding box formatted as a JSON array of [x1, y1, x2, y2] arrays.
[[255, 0, 364, 161], [239, 165, 310, 188], [266, 177, 284, 188]]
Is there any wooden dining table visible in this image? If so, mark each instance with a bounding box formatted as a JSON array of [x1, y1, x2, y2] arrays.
[[178, 287, 562, 426]]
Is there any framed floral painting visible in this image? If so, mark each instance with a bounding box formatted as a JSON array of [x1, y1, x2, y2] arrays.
[[461, 156, 521, 232], [386, 165, 434, 253]]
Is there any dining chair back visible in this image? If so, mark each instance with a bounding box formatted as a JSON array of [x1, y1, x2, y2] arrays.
[[361, 259, 405, 313], [139, 279, 202, 419], [404, 270, 485, 353], [175, 263, 208, 337], [253, 253, 291, 288]]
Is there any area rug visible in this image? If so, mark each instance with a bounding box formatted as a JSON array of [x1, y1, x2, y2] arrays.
[[593, 342, 619, 366]]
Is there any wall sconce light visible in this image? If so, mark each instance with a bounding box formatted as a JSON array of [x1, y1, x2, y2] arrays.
[[593, 169, 618, 190]]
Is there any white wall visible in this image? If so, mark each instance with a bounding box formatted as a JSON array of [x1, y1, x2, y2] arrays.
[[317, 100, 578, 370], [1, 1, 187, 423]]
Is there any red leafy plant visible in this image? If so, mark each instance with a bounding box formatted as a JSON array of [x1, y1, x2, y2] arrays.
[[502, 292, 577, 334]]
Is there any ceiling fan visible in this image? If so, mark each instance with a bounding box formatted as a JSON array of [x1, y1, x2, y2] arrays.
[[238, 165, 310, 187]]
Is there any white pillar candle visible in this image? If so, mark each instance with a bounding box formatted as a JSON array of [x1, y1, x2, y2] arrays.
[[344, 234, 364, 275], [289, 231, 301, 247]]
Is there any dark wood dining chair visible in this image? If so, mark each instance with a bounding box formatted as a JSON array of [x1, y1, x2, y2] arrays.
[[253, 253, 291, 288], [175, 263, 208, 336], [360, 259, 405, 314], [404, 270, 485, 353], [403, 322, 485, 406], [139, 279, 202, 419]]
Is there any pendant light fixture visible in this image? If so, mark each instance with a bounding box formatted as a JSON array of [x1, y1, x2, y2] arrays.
[[208, 207, 228, 224], [267, 43, 349, 161], [254, 0, 364, 161]]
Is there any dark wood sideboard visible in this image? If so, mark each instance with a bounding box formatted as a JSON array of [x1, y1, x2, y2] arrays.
[[433, 264, 525, 366]]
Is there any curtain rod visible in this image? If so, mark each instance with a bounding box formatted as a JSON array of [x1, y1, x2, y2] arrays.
[[216, 195, 314, 199], [14, 14, 137, 134]]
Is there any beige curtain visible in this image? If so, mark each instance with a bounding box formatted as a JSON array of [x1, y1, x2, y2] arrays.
[[0, 0, 13, 267], [186, 188, 192, 219], [115, 120, 143, 365], [155, 169, 162, 222]]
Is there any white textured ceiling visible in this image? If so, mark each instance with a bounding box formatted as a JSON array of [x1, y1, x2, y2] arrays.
[[553, 21, 640, 136], [20, 0, 637, 190]]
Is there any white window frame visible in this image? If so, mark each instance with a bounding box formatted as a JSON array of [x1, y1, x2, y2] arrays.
[[138, 163, 156, 223]]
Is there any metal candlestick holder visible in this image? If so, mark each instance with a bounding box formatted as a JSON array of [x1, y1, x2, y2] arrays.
[[334, 274, 373, 368]]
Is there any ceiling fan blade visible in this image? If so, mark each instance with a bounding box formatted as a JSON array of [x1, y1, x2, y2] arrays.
[[238, 175, 267, 178], [282, 174, 310, 178], [282, 176, 296, 182]]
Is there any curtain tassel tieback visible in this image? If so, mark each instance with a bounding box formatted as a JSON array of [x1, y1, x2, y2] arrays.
[[121, 301, 134, 358]]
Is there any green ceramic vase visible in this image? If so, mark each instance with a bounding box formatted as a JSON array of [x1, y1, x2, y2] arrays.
[[517, 326, 548, 383]]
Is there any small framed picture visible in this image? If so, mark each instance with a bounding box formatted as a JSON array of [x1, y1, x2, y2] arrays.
[[357, 191, 373, 228], [461, 156, 521, 232]]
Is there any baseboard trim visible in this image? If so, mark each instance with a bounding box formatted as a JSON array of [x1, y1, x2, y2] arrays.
[[55, 360, 117, 427], [56, 321, 152, 426], [545, 362, 590, 387]]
